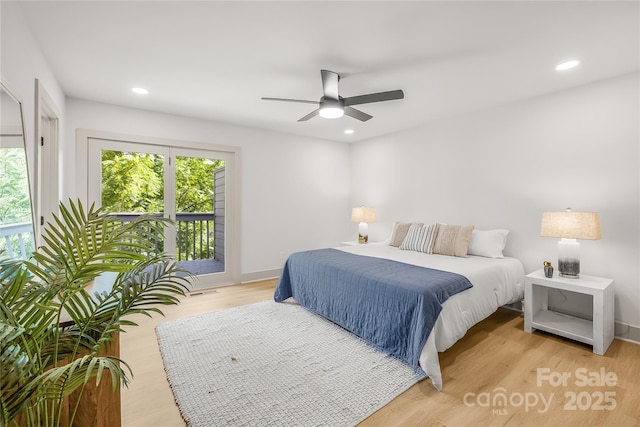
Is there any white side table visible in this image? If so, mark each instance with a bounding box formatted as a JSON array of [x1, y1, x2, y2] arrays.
[[524, 269, 614, 355], [339, 241, 360, 246]]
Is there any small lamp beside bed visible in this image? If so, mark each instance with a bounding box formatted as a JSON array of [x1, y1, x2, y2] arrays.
[[351, 206, 376, 244], [540, 208, 601, 278]]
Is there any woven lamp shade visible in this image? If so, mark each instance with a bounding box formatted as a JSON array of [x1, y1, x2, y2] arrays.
[[540, 211, 601, 240], [351, 207, 376, 223]]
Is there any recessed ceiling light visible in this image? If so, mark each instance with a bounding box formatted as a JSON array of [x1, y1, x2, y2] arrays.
[[131, 87, 149, 95], [555, 60, 580, 71], [344, 129, 354, 135]]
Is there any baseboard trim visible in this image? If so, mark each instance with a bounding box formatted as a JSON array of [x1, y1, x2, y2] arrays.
[[240, 268, 281, 284], [615, 321, 640, 345]]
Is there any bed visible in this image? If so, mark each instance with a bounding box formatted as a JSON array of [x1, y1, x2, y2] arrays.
[[274, 227, 525, 391]]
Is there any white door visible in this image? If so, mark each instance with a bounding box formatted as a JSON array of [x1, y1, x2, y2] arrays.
[[88, 138, 233, 289]]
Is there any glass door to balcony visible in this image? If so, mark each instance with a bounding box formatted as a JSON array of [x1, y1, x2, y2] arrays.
[[173, 149, 226, 281], [88, 139, 230, 289]]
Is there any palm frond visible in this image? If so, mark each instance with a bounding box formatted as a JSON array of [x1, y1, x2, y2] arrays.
[[1, 199, 192, 426], [34, 354, 130, 400], [0, 322, 40, 424]]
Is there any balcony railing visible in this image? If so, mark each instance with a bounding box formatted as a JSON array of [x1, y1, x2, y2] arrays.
[[0, 221, 35, 260], [107, 212, 215, 262], [175, 213, 216, 261], [0, 214, 220, 274]]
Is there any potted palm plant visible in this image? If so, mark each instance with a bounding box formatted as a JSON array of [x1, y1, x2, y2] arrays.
[[0, 199, 192, 427]]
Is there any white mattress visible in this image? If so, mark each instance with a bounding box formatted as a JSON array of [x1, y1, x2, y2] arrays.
[[337, 243, 525, 390]]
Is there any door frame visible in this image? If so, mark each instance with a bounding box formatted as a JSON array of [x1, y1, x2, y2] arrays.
[[35, 79, 62, 246], [76, 129, 241, 288]]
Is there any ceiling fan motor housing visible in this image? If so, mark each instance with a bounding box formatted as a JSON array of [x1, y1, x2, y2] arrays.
[[320, 96, 343, 108]]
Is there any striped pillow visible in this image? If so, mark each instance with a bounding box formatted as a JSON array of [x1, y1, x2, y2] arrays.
[[399, 223, 440, 254]]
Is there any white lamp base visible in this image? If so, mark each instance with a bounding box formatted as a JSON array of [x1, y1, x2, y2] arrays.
[[558, 238, 580, 278], [358, 222, 368, 244]]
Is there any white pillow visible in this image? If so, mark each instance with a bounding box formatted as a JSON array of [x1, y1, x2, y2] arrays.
[[467, 229, 510, 258]]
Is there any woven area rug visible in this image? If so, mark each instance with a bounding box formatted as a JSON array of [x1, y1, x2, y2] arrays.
[[156, 300, 425, 427]]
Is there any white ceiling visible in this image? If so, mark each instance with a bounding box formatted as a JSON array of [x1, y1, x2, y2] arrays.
[[16, 1, 640, 143]]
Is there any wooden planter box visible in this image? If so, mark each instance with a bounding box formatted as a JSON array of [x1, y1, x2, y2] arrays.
[[59, 332, 121, 427]]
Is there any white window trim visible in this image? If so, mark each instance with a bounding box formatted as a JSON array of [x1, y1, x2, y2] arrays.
[[75, 128, 242, 287]]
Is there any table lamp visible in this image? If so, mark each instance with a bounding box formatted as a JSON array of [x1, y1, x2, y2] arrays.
[[351, 206, 376, 244], [540, 208, 601, 278]]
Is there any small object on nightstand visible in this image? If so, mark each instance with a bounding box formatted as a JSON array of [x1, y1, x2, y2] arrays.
[[543, 261, 554, 278]]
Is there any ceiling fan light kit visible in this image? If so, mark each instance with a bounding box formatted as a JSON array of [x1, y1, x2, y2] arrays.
[[319, 97, 344, 119], [262, 69, 404, 122]]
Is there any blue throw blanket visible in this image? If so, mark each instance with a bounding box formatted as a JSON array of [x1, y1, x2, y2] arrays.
[[274, 248, 473, 371]]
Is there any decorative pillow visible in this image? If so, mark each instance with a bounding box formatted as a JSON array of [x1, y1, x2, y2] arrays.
[[389, 222, 420, 247], [421, 223, 440, 254], [467, 229, 510, 258], [398, 224, 422, 251], [432, 224, 474, 257], [399, 223, 439, 254]]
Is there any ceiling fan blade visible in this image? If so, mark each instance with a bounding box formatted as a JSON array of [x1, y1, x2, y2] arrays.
[[298, 109, 319, 122], [320, 70, 340, 100], [261, 97, 318, 105], [343, 90, 404, 107], [344, 106, 373, 122]]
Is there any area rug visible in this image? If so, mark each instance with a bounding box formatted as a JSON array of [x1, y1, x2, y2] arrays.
[[155, 300, 425, 427]]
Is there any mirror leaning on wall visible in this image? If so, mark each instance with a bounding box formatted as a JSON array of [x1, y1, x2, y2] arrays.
[[0, 80, 36, 261]]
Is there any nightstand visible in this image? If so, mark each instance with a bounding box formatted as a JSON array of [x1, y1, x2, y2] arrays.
[[524, 269, 614, 355], [339, 241, 360, 246]]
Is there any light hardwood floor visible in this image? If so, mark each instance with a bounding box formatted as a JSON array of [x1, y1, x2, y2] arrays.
[[121, 280, 640, 427]]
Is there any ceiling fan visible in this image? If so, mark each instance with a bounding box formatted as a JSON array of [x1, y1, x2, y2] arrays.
[[261, 69, 404, 122]]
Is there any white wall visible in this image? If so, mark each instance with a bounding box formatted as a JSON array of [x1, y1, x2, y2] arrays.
[[2, 0, 350, 283], [0, 1, 66, 198], [5, 0, 638, 337], [65, 99, 351, 278], [350, 72, 640, 334]]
